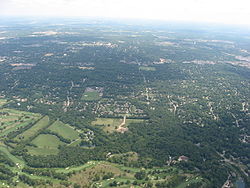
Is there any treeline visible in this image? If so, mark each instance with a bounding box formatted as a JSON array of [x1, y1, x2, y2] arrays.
[[19, 174, 52, 186], [22, 167, 67, 180], [0, 152, 15, 167], [6, 116, 45, 139], [0, 165, 16, 181], [155, 175, 186, 188], [23, 146, 105, 168], [41, 129, 71, 144]]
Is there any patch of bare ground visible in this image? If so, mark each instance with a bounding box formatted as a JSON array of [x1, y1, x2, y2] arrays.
[[116, 115, 128, 133]]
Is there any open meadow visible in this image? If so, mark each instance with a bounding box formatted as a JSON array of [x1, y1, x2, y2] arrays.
[[0, 108, 41, 137], [14, 116, 50, 141], [48, 120, 79, 141], [27, 134, 64, 155]]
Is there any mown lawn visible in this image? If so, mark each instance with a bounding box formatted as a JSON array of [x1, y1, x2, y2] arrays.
[[0, 146, 25, 166], [16, 116, 50, 141], [0, 108, 41, 137], [48, 120, 79, 140], [28, 134, 64, 155]]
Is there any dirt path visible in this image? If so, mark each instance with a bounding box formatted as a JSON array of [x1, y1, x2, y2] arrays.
[[116, 115, 128, 133], [64, 81, 74, 112], [68, 138, 80, 146], [138, 62, 150, 105]]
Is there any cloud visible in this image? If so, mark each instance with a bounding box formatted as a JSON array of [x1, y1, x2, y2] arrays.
[[1, 0, 250, 26], [0, 0, 10, 9]]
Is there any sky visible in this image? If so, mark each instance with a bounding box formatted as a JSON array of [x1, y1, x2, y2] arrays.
[[1, 0, 250, 26]]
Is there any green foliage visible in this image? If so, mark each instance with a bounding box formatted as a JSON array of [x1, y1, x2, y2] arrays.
[[0, 165, 15, 180], [0, 20, 249, 187], [155, 175, 186, 188], [22, 167, 67, 180], [135, 170, 146, 180], [15, 116, 50, 141], [41, 129, 71, 144], [102, 172, 114, 180], [19, 174, 51, 186], [48, 120, 79, 140], [0, 152, 15, 167], [24, 146, 105, 168], [82, 91, 101, 101]]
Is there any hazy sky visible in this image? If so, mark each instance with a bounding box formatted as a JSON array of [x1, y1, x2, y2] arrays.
[[1, 0, 250, 25]]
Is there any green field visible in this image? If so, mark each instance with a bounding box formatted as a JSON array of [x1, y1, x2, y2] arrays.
[[0, 146, 25, 166], [91, 118, 144, 133], [139, 66, 156, 71], [65, 160, 204, 188], [55, 161, 101, 173], [15, 116, 50, 141], [0, 98, 7, 107], [27, 146, 59, 156], [81, 91, 101, 101], [0, 108, 41, 137], [48, 120, 79, 140], [28, 134, 64, 155]]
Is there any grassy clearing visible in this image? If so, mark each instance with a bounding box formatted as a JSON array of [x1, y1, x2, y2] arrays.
[[81, 91, 101, 101], [91, 118, 144, 133], [0, 146, 25, 166], [32, 134, 63, 148], [27, 146, 59, 156], [0, 146, 27, 186], [139, 66, 156, 71], [1, 120, 33, 137], [66, 160, 197, 188], [56, 161, 102, 173], [16, 116, 50, 141], [108, 152, 139, 163], [28, 134, 64, 155], [0, 108, 41, 137], [69, 162, 123, 187], [48, 120, 79, 140], [0, 99, 7, 107], [54, 160, 204, 188]]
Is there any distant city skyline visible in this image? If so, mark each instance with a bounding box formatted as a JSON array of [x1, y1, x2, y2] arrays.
[[1, 0, 250, 26]]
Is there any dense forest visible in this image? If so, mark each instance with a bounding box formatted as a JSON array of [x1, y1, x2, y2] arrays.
[[0, 18, 249, 187]]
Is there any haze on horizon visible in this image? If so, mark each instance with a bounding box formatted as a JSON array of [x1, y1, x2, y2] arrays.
[[1, 0, 250, 26]]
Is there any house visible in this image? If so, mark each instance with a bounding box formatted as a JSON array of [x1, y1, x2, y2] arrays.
[[178, 155, 189, 162]]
